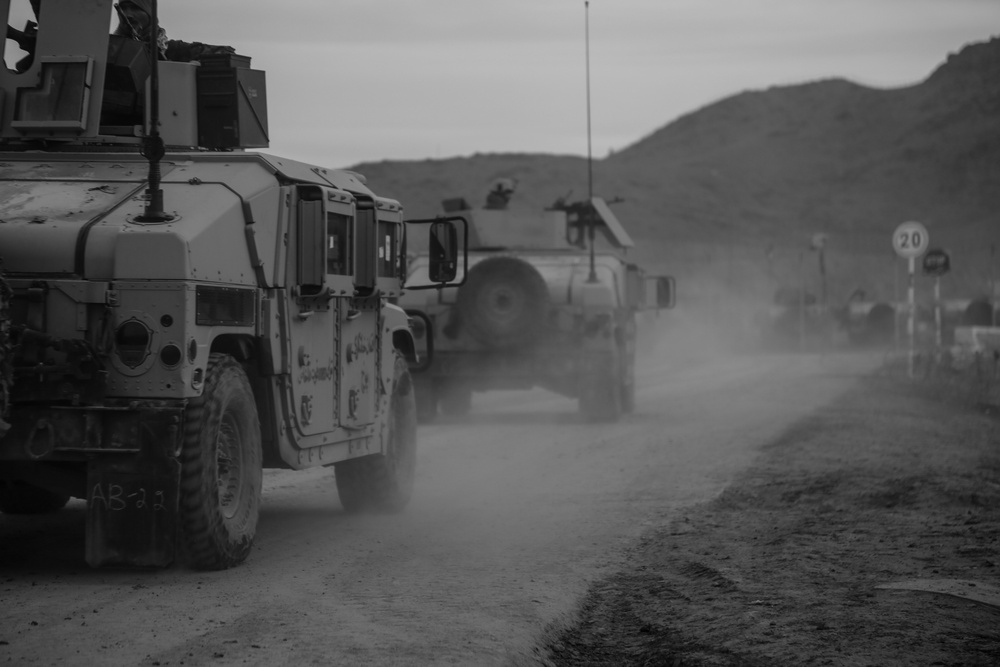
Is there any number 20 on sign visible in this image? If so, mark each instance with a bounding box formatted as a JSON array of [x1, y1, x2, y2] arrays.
[[893, 221, 929, 259]]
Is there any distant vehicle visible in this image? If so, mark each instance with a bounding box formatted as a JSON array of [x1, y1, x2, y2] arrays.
[[758, 287, 832, 347], [399, 188, 675, 423], [0, 0, 463, 569]]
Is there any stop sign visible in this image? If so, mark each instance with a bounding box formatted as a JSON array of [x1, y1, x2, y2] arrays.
[[922, 248, 950, 276]]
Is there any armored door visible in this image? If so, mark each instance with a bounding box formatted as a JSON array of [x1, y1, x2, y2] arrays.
[[286, 192, 336, 435]]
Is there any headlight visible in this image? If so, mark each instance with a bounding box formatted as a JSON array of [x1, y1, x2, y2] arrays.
[[115, 319, 152, 369], [159, 343, 183, 368]]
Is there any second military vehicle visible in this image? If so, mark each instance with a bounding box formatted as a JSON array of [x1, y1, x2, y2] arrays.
[[400, 185, 674, 423]]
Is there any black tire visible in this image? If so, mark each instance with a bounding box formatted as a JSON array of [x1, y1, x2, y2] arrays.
[[414, 375, 438, 423], [864, 303, 895, 345], [438, 382, 472, 417], [179, 353, 262, 570], [962, 299, 994, 327], [1, 268, 12, 437], [335, 354, 417, 513], [578, 352, 622, 423], [0, 481, 70, 514], [620, 371, 636, 415], [456, 257, 549, 349]]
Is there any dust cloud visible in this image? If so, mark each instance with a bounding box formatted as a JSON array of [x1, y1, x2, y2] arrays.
[[637, 280, 775, 375]]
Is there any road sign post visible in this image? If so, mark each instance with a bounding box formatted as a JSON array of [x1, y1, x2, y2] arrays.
[[892, 221, 929, 378], [992, 244, 997, 328], [922, 248, 950, 349]]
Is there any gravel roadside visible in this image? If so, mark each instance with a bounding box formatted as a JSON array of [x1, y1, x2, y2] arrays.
[[538, 368, 1000, 666]]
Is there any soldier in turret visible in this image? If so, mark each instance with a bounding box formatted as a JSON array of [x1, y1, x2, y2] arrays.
[[114, 0, 235, 62], [8, 0, 235, 71], [485, 178, 517, 210]]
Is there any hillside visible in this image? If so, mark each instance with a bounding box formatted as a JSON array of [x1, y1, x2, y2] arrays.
[[354, 37, 1000, 307], [608, 36, 1000, 243]]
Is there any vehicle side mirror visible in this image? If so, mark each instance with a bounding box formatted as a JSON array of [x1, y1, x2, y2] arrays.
[[402, 215, 468, 290], [429, 221, 458, 283], [655, 276, 676, 309]]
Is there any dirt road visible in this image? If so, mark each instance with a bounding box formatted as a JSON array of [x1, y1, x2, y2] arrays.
[[0, 349, 880, 666]]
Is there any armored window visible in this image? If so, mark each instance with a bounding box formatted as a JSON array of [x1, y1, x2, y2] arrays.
[[296, 198, 324, 293], [326, 212, 351, 276], [354, 200, 377, 295], [13, 58, 93, 131], [377, 219, 400, 278]]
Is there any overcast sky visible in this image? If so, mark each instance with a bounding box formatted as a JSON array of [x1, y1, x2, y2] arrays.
[[10, 1, 1000, 168]]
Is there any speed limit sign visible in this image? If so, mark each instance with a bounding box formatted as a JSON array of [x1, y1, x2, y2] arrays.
[[893, 221, 929, 258]]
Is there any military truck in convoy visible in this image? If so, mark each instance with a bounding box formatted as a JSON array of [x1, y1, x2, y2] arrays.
[[399, 185, 675, 423], [0, 0, 463, 569]]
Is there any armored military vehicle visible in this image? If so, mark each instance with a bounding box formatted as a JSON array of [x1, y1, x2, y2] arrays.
[[0, 0, 463, 569], [399, 186, 675, 423]]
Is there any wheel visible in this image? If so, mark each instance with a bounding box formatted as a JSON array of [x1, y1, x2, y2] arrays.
[[438, 382, 472, 417], [620, 371, 636, 415], [414, 375, 438, 423], [335, 354, 417, 513], [1, 268, 12, 438], [578, 352, 622, 423], [0, 481, 70, 514], [179, 353, 262, 570], [860, 303, 895, 346], [456, 257, 549, 348]]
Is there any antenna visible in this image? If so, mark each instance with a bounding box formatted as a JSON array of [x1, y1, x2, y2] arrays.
[[584, 1, 597, 282], [135, 0, 173, 223], [585, 1, 593, 202]]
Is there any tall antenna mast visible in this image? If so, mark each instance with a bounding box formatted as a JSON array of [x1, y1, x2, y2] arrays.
[[585, 1, 593, 202], [584, 1, 597, 282], [136, 0, 172, 223]]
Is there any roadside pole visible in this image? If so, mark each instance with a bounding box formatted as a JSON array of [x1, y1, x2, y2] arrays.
[[934, 275, 942, 348], [922, 248, 950, 354], [908, 255, 916, 377], [893, 222, 929, 379], [992, 243, 997, 328], [894, 255, 900, 354], [799, 250, 806, 352]]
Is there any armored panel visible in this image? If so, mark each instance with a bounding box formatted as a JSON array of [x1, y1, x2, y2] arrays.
[[591, 197, 634, 249], [0, 0, 113, 140], [101, 35, 148, 129], [149, 61, 199, 146], [466, 209, 564, 250], [195, 286, 255, 327], [196, 55, 269, 149]]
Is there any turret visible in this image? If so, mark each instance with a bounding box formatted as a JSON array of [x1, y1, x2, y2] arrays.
[[0, 0, 266, 150], [440, 188, 634, 253]]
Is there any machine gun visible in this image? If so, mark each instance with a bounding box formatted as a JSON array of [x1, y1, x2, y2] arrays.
[[550, 195, 632, 251]]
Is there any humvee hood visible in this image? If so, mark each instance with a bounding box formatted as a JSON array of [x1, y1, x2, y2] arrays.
[[0, 170, 147, 275]]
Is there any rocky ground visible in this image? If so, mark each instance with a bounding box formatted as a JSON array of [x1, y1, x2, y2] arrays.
[[540, 361, 1000, 666]]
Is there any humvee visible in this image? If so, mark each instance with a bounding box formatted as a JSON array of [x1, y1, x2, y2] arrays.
[[0, 0, 463, 569], [399, 189, 675, 422]]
